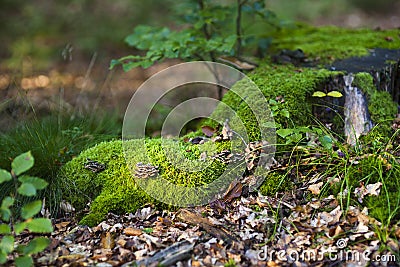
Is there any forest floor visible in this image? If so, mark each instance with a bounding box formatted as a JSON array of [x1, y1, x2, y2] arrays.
[[2, 8, 400, 267]]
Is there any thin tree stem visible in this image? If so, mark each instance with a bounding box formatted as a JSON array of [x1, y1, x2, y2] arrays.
[[236, 0, 243, 57]]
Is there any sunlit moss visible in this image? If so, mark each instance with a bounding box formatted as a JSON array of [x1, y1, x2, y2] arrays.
[[60, 139, 232, 226], [269, 24, 400, 63]]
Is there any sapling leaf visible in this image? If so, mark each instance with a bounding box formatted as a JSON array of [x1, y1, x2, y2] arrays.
[[297, 126, 311, 133], [312, 91, 326, 97], [268, 99, 278, 105], [1, 197, 14, 221], [26, 218, 53, 233], [0, 251, 6, 264], [18, 176, 48, 190], [280, 109, 290, 118], [327, 91, 343, 98], [0, 224, 11, 234], [21, 200, 43, 220], [0, 208, 11, 222], [320, 135, 333, 150], [276, 128, 294, 138], [0, 169, 11, 184], [263, 121, 280, 128], [14, 222, 27, 235], [1, 196, 14, 209], [21, 237, 50, 255], [0, 235, 14, 254], [17, 183, 36, 196], [15, 255, 33, 267], [11, 151, 34, 176], [288, 133, 303, 143]]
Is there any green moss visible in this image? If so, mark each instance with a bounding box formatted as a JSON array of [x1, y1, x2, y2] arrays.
[[259, 171, 292, 196], [211, 63, 338, 142], [60, 138, 234, 226], [270, 24, 400, 63], [353, 73, 397, 133], [339, 155, 400, 223]]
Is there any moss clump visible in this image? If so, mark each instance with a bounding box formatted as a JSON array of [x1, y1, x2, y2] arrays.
[[259, 171, 292, 196], [270, 24, 400, 63], [353, 72, 397, 134], [210, 63, 338, 142], [60, 138, 234, 226]]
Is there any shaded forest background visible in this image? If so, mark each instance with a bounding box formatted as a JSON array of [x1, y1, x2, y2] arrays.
[[0, 0, 399, 131]]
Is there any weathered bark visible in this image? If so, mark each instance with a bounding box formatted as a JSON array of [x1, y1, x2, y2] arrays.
[[313, 48, 400, 144]]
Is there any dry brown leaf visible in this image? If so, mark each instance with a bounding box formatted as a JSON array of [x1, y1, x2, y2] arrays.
[[55, 221, 71, 230], [308, 182, 323, 195], [124, 227, 143, 236], [354, 182, 382, 203], [101, 232, 115, 249], [201, 125, 216, 137], [223, 180, 243, 203], [117, 238, 127, 248]]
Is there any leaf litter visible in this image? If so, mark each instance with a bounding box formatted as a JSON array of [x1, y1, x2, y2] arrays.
[[17, 124, 400, 266]]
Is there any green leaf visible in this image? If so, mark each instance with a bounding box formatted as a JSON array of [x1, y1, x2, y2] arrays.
[[263, 121, 280, 129], [109, 59, 121, 70], [0, 208, 11, 222], [18, 176, 48, 190], [327, 91, 343, 98], [12, 151, 34, 176], [320, 135, 333, 150], [0, 169, 11, 184], [14, 222, 27, 235], [287, 133, 303, 143], [276, 128, 294, 138], [296, 126, 311, 133], [26, 218, 53, 233], [17, 183, 36, 197], [0, 235, 14, 254], [15, 255, 33, 267], [143, 228, 153, 233], [0, 197, 13, 222], [21, 200, 42, 220], [1, 197, 14, 209], [280, 109, 290, 118], [268, 99, 278, 105], [312, 91, 326, 97], [0, 224, 11, 234], [0, 251, 7, 264], [21, 237, 50, 255]]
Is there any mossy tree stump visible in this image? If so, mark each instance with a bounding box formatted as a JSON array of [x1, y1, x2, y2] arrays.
[[60, 25, 400, 226]]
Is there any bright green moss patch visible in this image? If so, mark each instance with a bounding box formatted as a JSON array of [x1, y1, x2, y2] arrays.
[[335, 155, 400, 223], [211, 63, 339, 142], [270, 24, 400, 63], [60, 138, 233, 226]]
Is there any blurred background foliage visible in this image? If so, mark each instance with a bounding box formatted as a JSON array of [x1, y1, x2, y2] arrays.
[[0, 0, 398, 70], [0, 0, 174, 69]]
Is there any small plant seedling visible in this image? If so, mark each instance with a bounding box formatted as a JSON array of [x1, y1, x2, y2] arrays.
[[0, 151, 53, 267], [111, 0, 278, 71], [312, 90, 343, 98]]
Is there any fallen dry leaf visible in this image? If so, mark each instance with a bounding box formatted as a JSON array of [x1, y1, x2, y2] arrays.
[[124, 227, 143, 236], [308, 182, 323, 195]]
